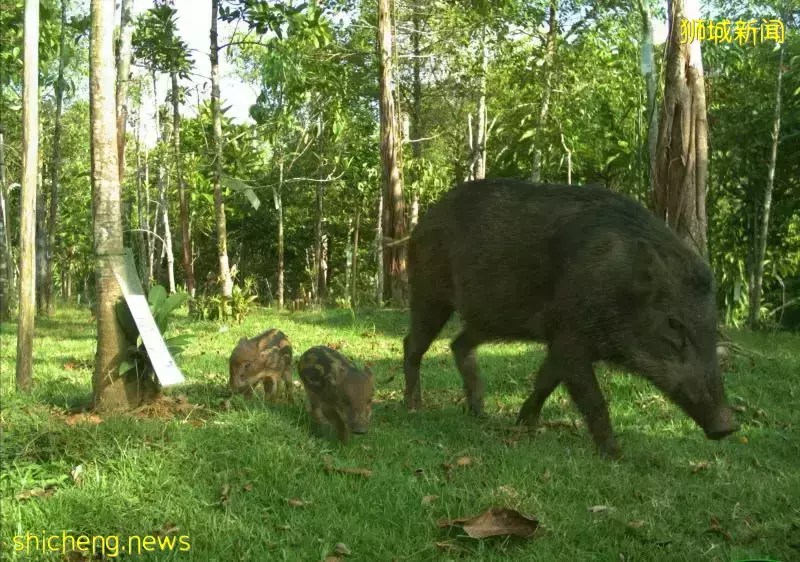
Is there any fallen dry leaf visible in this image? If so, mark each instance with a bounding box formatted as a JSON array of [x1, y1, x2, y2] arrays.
[[438, 507, 539, 539], [243, 483, 253, 492], [422, 495, 439, 506], [64, 413, 103, 426], [324, 557, 343, 562], [333, 543, 351, 555], [275, 524, 291, 531], [739, 436, 749, 445], [288, 498, 308, 507], [64, 361, 77, 371], [455, 456, 472, 467], [540, 469, 551, 482], [322, 456, 372, 478], [219, 484, 230, 505], [588, 505, 613, 514], [156, 521, 181, 537], [628, 520, 645, 529], [690, 461, 711, 474], [16, 486, 56, 501], [709, 517, 733, 542]]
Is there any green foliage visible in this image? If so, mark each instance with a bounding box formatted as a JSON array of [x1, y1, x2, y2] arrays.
[[115, 284, 192, 382], [132, 4, 193, 78]]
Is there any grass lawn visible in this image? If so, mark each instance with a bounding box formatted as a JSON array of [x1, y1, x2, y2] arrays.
[[1, 305, 799, 561]]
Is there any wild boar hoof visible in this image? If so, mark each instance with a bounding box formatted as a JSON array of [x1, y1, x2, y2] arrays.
[[597, 438, 622, 459], [404, 394, 421, 411]]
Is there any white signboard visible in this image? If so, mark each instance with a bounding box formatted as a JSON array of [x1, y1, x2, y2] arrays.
[[112, 252, 186, 387]]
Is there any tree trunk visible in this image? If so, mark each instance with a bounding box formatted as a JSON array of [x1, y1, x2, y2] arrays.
[[115, 0, 133, 183], [652, 0, 709, 257], [159, 163, 175, 293], [351, 205, 360, 306], [378, 0, 406, 306], [472, 24, 488, 180], [531, 0, 557, 183], [134, 114, 148, 288], [409, 1, 422, 229], [172, 71, 193, 296], [17, 0, 39, 393], [36, 151, 48, 315], [748, 43, 784, 330], [90, 0, 148, 411], [637, 0, 658, 197], [145, 148, 154, 289], [560, 130, 572, 184], [275, 157, 284, 309], [0, 124, 13, 319], [210, 0, 233, 300], [43, 0, 69, 315], [374, 190, 383, 306], [313, 180, 324, 303]]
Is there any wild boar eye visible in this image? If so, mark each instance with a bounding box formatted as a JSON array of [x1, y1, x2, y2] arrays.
[[666, 318, 688, 353]]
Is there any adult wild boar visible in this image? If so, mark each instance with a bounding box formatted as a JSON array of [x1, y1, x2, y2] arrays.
[[403, 179, 737, 457]]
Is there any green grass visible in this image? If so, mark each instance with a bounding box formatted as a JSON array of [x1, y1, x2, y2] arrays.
[[1, 305, 799, 561]]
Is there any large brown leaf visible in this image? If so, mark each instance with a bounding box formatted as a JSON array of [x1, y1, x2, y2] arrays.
[[438, 507, 539, 539]]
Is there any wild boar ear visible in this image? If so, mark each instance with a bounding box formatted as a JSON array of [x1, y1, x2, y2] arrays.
[[632, 243, 667, 301], [364, 365, 374, 379]]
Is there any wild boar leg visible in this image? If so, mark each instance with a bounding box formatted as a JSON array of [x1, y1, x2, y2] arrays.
[[308, 393, 326, 436], [325, 406, 349, 444], [403, 301, 453, 410], [450, 329, 486, 417], [263, 375, 278, 400], [282, 366, 294, 403], [559, 354, 619, 458], [516, 354, 563, 426]]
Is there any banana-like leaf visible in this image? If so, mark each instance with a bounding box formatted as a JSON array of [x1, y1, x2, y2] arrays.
[[154, 292, 189, 332], [148, 284, 168, 310]]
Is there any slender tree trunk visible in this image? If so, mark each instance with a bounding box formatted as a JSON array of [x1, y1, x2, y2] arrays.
[[134, 114, 148, 287], [90, 0, 149, 410], [378, 0, 406, 305], [210, 0, 233, 300], [637, 0, 658, 196], [36, 150, 47, 314], [171, 71, 193, 296], [115, 0, 133, 184], [159, 162, 175, 293], [560, 130, 572, 184], [409, 1, 422, 229], [0, 125, 12, 319], [472, 24, 488, 180], [275, 156, 284, 309], [375, 190, 383, 306], [351, 205, 360, 306], [652, 0, 709, 257], [144, 149, 154, 289], [17, 0, 39, 392], [748, 43, 784, 330], [531, 0, 557, 182], [44, 0, 68, 315], [313, 180, 324, 303]]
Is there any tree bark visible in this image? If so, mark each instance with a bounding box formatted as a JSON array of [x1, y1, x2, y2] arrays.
[[313, 180, 324, 303], [134, 113, 148, 289], [748, 43, 784, 329], [210, 0, 233, 300], [43, 0, 69, 315], [36, 148, 47, 315], [351, 205, 360, 306], [471, 24, 488, 180], [274, 158, 284, 309], [17, 0, 39, 393], [115, 0, 133, 184], [531, 0, 557, 183], [409, 1, 422, 229], [378, 0, 406, 305], [90, 0, 147, 411], [637, 0, 658, 197], [172, 70, 194, 296], [145, 148, 154, 288], [0, 125, 13, 319], [652, 0, 709, 257], [375, 190, 383, 306]]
